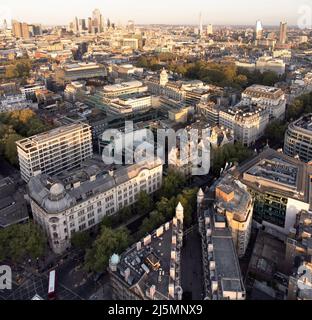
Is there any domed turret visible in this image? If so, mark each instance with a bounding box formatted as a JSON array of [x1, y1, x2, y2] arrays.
[[197, 188, 204, 206], [109, 253, 120, 272], [176, 202, 184, 223], [160, 68, 169, 86], [49, 183, 65, 201]]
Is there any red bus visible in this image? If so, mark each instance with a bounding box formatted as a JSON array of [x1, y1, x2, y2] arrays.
[[48, 270, 57, 300]]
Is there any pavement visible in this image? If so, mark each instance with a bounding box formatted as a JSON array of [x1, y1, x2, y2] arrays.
[[0, 268, 82, 301], [181, 228, 205, 300]]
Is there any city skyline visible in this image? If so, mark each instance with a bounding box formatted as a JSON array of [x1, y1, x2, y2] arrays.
[[0, 0, 309, 26]]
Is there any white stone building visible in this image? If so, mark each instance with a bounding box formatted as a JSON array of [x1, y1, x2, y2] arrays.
[[16, 123, 93, 182], [27, 158, 163, 254]]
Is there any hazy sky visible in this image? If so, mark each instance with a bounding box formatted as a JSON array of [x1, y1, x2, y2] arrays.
[[1, 0, 311, 26]]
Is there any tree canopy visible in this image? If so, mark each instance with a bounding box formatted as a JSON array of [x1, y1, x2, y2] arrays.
[[84, 226, 130, 273], [0, 109, 52, 166], [0, 222, 47, 263], [212, 143, 252, 176]]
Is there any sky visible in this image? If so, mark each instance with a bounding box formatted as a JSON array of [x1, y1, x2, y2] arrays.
[[0, 0, 311, 26]]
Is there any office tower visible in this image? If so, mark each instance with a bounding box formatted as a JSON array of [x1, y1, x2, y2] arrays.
[[284, 114, 312, 162], [207, 24, 213, 35], [128, 20, 135, 32], [28, 158, 163, 254], [2, 19, 8, 31], [199, 12, 203, 36], [255, 20, 263, 40], [79, 19, 86, 31], [238, 148, 311, 235], [11, 20, 29, 38], [21, 22, 30, 39], [279, 21, 288, 44], [88, 17, 92, 33], [28, 24, 42, 37], [99, 14, 105, 32], [16, 123, 93, 183], [12, 20, 22, 38], [73, 17, 79, 33], [92, 8, 103, 33]]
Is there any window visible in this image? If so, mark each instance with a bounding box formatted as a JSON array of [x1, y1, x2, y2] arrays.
[[79, 224, 86, 231], [88, 212, 95, 219], [78, 210, 85, 217], [87, 205, 94, 212]]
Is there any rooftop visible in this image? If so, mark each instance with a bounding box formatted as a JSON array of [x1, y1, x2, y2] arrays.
[[236, 148, 311, 203], [291, 114, 312, 133], [63, 62, 102, 71], [224, 100, 268, 119], [215, 175, 253, 222], [243, 85, 284, 98], [28, 157, 163, 214], [110, 207, 184, 300], [16, 123, 90, 149], [103, 81, 143, 93]]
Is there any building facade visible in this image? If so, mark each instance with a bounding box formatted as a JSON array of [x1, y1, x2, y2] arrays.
[[197, 189, 246, 300], [219, 102, 270, 146], [16, 123, 93, 182], [284, 114, 312, 163], [27, 158, 163, 254], [242, 85, 286, 120], [215, 175, 254, 257], [237, 148, 311, 236]]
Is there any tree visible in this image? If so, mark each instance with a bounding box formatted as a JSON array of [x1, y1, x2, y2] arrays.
[[177, 188, 198, 227], [4, 133, 23, 166], [261, 71, 279, 86], [0, 222, 47, 263], [120, 206, 133, 221], [212, 143, 252, 176], [135, 191, 153, 215], [84, 227, 130, 273], [71, 231, 92, 251], [160, 170, 186, 199], [264, 120, 288, 148]]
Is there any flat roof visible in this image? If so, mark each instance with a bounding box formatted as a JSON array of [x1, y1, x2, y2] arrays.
[[16, 123, 90, 149], [236, 148, 311, 203], [103, 81, 143, 93]]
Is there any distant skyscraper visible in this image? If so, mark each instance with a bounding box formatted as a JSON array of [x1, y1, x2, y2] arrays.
[[92, 8, 103, 33], [207, 24, 213, 35], [199, 12, 203, 36], [74, 17, 79, 33], [88, 17, 92, 33], [12, 20, 22, 38], [79, 19, 86, 31], [12, 20, 30, 39], [279, 21, 288, 44], [128, 20, 135, 32], [2, 19, 8, 31], [255, 20, 263, 40]]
